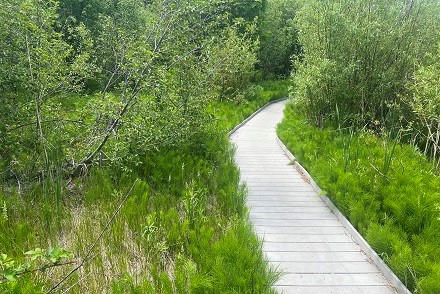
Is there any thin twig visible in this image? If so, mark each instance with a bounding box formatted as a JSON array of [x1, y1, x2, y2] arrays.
[[60, 269, 93, 294], [7, 119, 87, 132]]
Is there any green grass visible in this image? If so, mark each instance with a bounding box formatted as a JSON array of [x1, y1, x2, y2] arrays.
[[0, 82, 288, 293], [278, 100, 440, 293], [0, 137, 279, 293], [208, 79, 290, 131]]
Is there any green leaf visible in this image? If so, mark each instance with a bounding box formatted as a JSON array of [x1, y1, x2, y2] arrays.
[[5, 274, 16, 282], [46, 247, 73, 264], [0, 269, 16, 282], [24, 248, 43, 255], [25, 248, 43, 261]]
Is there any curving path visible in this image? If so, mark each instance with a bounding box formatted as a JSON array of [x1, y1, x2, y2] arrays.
[[230, 100, 397, 294]]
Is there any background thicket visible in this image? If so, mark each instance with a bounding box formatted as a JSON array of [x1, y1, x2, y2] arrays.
[[257, 0, 300, 78], [292, 0, 440, 165]]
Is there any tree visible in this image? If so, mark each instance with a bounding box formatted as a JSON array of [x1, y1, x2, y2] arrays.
[[406, 43, 440, 166], [258, 0, 301, 77], [71, 0, 256, 174], [1, 0, 264, 179], [204, 26, 258, 102], [221, 0, 267, 26], [1, 0, 90, 179], [293, 0, 440, 129]]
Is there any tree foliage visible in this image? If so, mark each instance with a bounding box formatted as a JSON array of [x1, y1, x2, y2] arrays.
[[406, 42, 440, 167], [1, 0, 263, 180], [0, 0, 90, 180], [293, 0, 440, 129], [204, 26, 258, 102], [258, 0, 301, 77]]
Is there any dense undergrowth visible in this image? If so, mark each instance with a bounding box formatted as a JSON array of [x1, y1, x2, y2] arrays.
[[208, 80, 290, 131], [0, 82, 286, 293], [278, 101, 440, 293]]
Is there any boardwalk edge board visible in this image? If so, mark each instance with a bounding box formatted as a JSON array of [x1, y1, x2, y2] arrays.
[[275, 136, 411, 294]]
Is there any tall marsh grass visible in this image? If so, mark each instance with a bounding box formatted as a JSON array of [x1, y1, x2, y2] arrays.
[[278, 100, 440, 293]]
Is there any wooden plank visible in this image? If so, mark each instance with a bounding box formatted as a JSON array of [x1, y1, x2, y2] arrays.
[[262, 242, 360, 252], [250, 206, 331, 213], [274, 285, 394, 294], [254, 226, 347, 235], [276, 273, 390, 286], [249, 186, 316, 192], [246, 200, 328, 207], [251, 218, 340, 227], [230, 100, 398, 294], [266, 251, 369, 262], [260, 233, 353, 243], [248, 191, 318, 197], [250, 211, 336, 220], [270, 261, 379, 274]]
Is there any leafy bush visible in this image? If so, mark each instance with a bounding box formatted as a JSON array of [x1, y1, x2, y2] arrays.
[[405, 42, 440, 167], [204, 26, 258, 102], [293, 0, 440, 129]]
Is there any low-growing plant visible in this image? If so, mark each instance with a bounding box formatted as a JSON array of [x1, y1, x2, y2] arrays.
[[278, 100, 440, 292], [0, 247, 73, 283]]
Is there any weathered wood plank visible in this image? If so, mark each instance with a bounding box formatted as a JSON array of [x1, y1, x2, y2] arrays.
[[254, 226, 347, 235], [264, 242, 361, 252], [276, 273, 390, 286], [274, 285, 393, 294], [230, 100, 397, 293], [271, 261, 379, 274]]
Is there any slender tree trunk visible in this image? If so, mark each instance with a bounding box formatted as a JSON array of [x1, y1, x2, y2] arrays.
[[423, 117, 432, 156], [433, 121, 440, 164], [26, 33, 50, 175], [35, 93, 50, 174]]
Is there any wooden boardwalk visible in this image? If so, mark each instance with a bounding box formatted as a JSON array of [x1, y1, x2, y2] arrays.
[[230, 100, 397, 294]]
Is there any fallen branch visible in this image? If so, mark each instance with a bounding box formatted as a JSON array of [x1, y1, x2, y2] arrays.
[[71, 93, 137, 177]]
